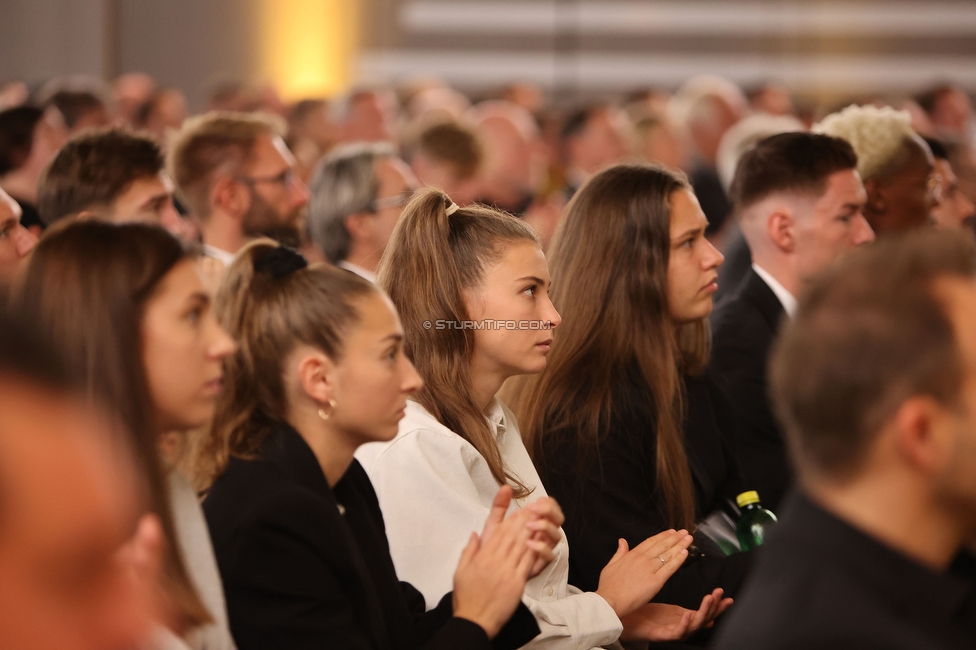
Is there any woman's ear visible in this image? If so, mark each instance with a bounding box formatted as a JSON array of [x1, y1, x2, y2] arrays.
[[295, 350, 336, 405]]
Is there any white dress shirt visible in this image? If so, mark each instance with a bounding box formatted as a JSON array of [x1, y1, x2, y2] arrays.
[[338, 260, 377, 283], [751, 263, 797, 317], [168, 471, 238, 650], [203, 244, 235, 267], [355, 399, 624, 650]]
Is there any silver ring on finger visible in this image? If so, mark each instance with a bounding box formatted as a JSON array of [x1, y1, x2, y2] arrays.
[[658, 554, 667, 564]]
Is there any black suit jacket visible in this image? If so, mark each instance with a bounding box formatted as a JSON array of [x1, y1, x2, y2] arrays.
[[709, 268, 791, 511], [203, 423, 539, 650], [712, 491, 976, 649]]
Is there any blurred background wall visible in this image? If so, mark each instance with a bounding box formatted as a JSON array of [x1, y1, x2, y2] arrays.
[[0, 0, 356, 109], [1, 0, 975, 109], [364, 0, 976, 105]]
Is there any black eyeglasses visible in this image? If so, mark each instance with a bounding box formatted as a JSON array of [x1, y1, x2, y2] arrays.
[[235, 168, 296, 188], [370, 191, 415, 212]]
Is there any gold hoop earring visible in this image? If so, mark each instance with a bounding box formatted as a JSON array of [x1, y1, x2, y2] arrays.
[[317, 398, 337, 421]]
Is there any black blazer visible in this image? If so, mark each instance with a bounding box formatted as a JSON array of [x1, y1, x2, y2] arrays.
[[712, 491, 976, 649], [709, 268, 791, 511], [203, 423, 540, 650], [536, 362, 752, 611]]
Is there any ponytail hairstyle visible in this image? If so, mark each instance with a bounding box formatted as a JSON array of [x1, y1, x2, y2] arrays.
[[508, 164, 701, 530], [14, 220, 213, 631], [196, 239, 375, 486], [378, 188, 540, 499]]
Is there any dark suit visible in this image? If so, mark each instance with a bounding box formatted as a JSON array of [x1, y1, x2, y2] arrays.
[[710, 268, 791, 511], [203, 423, 539, 650], [711, 491, 976, 649]]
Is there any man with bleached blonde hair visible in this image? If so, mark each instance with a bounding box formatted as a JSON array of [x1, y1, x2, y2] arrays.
[[814, 104, 940, 235]]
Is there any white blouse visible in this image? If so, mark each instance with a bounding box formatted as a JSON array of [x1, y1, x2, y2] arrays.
[[168, 471, 237, 650], [355, 398, 623, 650]]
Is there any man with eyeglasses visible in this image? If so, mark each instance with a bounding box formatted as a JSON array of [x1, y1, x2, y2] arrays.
[[814, 104, 941, 235], [168, 111, 310, 269], [305, 142, 417, 282]]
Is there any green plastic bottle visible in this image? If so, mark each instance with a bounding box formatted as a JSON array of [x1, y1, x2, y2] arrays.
[[735, 491, 778, 550]]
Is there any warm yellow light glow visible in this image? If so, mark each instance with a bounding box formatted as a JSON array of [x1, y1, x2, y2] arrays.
[[259, 0, 359, 100]]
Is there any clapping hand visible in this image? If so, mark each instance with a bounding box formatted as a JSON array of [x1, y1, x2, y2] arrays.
[[452, 486, 538, 638], [523, 496, 564, 576], [620, 588, 734, 642], [479, 486, 564, 577], [595, 530, 694, 619]]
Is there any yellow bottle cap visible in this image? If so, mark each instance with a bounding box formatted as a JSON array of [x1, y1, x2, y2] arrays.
[[737, 490, 761, 508]]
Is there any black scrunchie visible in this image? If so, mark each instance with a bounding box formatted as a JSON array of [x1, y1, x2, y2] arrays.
[[253, 246, 308, 279]]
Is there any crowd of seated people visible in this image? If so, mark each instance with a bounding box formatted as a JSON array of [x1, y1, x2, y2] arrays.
[[0, 70, 975, 650]]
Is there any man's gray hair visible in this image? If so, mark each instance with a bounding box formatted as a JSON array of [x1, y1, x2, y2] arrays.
[[306, 141, 397, 264]]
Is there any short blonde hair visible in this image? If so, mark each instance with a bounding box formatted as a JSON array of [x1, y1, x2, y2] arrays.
[[167, 111, 285, 220], [813, 104, 916, 182]]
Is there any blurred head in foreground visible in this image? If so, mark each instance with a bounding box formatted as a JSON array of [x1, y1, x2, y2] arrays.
[[15, 221, 237, 639], [0, 310, 155, 650], [772, 230, 976, 543]]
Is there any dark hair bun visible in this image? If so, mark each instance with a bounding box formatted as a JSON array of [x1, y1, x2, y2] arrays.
[[253, 245, 308, 279]]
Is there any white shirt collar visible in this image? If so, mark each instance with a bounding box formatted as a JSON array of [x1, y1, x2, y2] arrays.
[[752, 263, 797, 317], [338, 260, 377, 283], [203, 244, 235, 267], [485, 397, 508, 439]]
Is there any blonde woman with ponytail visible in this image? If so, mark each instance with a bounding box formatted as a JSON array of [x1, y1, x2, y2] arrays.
[[198, 240, 557, 650], [356, 189, 729, 647]]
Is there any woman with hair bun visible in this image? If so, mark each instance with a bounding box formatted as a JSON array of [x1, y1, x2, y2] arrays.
[[197, 239, 553, 650]]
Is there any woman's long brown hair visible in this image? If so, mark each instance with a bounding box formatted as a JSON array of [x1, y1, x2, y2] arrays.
[[379, 188, 540, 499], [506, 164, 705, 530], [14, 220, 213, 631], [197, 239, 374, 486]]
